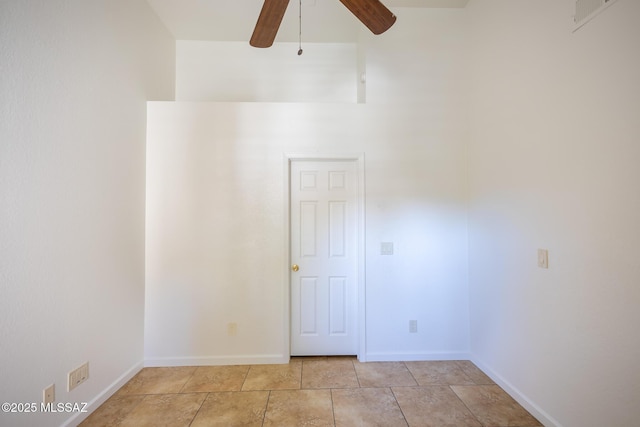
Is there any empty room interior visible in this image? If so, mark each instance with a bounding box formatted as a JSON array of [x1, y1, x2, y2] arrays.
[[1, 0, 639, 426]]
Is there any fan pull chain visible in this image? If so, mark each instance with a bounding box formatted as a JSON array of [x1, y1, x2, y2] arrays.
[[297, 0, 303, 55]]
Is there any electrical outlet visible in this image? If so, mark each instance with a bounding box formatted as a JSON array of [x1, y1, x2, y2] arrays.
[[380, 242, 394, 255], [409, 320, 418, 333], [538, 249, 549, 269], [227, 322, 237, 336], [43, 384, 55, 404], [68, 362, 89, 392]]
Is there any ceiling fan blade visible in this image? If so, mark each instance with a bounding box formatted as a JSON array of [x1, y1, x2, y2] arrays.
[[338, 0, 396, 35], [250, 0, 290, 48]]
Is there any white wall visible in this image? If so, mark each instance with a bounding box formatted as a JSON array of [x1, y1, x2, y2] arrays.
[[145, 8, 470, 364], [0, 1, 174, 426], [176, 41, 358, 103], [466, 1, 640, 426], [360, 8, 470, 359]]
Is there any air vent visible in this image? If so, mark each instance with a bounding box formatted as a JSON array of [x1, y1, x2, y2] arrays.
[[574, 0, 619, 31]]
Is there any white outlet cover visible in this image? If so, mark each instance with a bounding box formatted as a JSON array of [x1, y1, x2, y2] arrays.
[[228, 322, 238, 336], [409, 320, 418, 333], [43, 384, 55, 404], [538, 249, 549, 269]]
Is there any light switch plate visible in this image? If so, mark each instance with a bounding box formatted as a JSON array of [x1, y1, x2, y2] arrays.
[[381, 242, 394, 255], [68, 362, 89, 392]]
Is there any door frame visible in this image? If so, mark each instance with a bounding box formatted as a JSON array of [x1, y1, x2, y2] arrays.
[[283, 153, 366, 362]]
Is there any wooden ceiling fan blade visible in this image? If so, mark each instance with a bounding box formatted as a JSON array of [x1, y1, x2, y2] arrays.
[[250, 0, 290, 48], [338, 0, 396, 35]]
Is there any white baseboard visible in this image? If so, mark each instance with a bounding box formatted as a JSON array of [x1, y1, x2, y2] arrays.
[[364, 351, 471, 362], [60, 360, 143, 427], [144, 354, 289, 367], [470, 356, 563, 427]]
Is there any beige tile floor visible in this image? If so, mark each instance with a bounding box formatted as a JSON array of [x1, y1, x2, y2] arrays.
[[79, 358, 542, 427]]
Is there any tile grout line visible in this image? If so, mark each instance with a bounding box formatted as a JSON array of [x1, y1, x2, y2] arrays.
[[389, 386, 411, 427], [403, 361, 486, 427], [448, 381, 484, 427], [260, 390, 271, 427], [329, 388, 337, 427], [453, 360, 478, 385], [93, 390, 147, 426], [178, 366, 199, 393], [186, 391, 210, 427], [402, 361, 419, 386], [398, 362, 420, 426], [351, 359, 362, 387], [240, 364, 253, 391]]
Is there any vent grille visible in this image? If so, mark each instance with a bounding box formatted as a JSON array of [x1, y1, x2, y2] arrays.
[[574, 0, 619, 30]]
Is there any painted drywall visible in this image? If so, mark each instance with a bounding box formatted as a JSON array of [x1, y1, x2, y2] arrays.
[[145, 8, 470, 365], [466, 1, 640, 426], [176, 41, 358, 103], [0, 1, 174, 426]]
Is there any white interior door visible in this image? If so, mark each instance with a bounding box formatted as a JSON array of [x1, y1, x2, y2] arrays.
[[290, 160, 358, 356]]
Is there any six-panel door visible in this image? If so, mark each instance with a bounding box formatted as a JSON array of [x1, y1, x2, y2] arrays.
[[290, 160, 358, 356]]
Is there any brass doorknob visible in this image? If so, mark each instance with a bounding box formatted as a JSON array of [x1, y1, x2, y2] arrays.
[[292, 264, 299, 272]]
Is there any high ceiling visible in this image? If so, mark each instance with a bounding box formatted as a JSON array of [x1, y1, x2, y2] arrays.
[[146, 0, 469, 43]]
